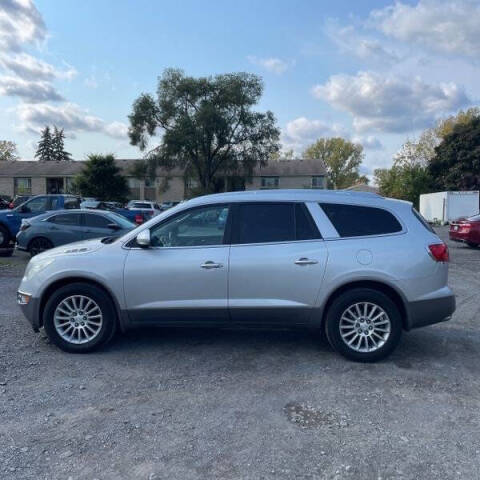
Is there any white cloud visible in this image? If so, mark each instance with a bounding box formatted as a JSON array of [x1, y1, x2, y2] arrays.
[[313, 71, 470, 133], [326, 22, 398, 64], [370, 0, 480, 57], [0, 0, 46, 52], [84, 75, 99, 89], [281, 116, 347, 153], [17, 103, 129, 139], [0, 53, 76, 81], [0, 76, 64, 102], [247, 56, 291, 74]]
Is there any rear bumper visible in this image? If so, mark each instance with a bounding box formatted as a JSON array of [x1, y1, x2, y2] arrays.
[[406, 292, 456, 330]]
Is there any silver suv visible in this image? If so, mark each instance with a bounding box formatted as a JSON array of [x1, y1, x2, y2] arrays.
[[17, 190, 455, 362]]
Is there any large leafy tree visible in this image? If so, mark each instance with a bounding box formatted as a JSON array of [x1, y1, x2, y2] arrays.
[[128, 69, 280, 194], [303, 137, 367, 189], [74, 154, 130, 202], [0, 140, 18, 161], [429, 117, 480, 191], [35, 126, 54, 161]]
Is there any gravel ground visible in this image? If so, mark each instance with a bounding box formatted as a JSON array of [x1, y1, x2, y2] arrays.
[[0, 227, 479, 480]]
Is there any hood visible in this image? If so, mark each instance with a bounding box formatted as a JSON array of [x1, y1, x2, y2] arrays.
[[34, 237, 106, 260]]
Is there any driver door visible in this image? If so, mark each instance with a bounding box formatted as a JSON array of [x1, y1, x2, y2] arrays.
[[123, 204, 231, 325]]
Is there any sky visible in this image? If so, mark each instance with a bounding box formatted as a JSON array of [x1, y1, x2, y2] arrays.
[[1, 0, 479, 178]]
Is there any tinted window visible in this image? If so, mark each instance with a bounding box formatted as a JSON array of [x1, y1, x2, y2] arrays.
[[235, 203, 294, 244], [320, 203, 402, 237], [49, 213, 81, 226], [84, 214, 111, 228], [132, 202, 152, 209], [295, 203, 321, 240], [150, 205, 230, 247]]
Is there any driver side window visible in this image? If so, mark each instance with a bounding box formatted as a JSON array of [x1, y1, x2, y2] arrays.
[[150, 205, 230, 247]]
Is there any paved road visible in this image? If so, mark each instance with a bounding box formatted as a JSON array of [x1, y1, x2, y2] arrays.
[[0, 227, 479, 479]]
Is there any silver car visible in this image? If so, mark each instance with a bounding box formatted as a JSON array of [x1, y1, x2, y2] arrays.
[[17, 190, 455, 362]]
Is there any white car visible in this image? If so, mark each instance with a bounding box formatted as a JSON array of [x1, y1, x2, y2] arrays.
[[127, 201, 161, 215]]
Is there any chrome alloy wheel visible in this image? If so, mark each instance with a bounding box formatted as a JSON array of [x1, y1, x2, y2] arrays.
[[339, 302, 391, 353], [53, 295, 103, 344]]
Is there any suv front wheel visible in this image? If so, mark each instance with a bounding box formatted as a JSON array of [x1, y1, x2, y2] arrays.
[[325, 288, 402, 362], [43, 283, 117, 353]]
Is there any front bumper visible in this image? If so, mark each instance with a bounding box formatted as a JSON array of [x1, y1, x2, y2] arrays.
[[18, 294, 41, 332], [406, 292, 456, 330]]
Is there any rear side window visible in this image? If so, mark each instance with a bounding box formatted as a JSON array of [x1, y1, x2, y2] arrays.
[[49, 213, 81, 226], [319, 203, 402, 237], [234, 203, 295, 244]]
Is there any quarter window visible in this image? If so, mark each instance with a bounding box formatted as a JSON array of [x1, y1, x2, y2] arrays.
[[150, 205, 230, 247], [319, 203, 402, 237], [295, 203, 321, 240]]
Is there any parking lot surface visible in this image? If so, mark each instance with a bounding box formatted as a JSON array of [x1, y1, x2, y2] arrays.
[[0, 227, 479, 480]]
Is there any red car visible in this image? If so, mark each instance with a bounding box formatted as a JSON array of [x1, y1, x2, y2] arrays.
[[449, 214, 480, 248]]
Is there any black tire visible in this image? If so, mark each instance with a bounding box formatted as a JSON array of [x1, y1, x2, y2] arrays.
[[325, 288, 402, 363], [43, 282, 117, 353], [0, 225, 10, 248], [466, 242, 479, 248], [28, 237, 53, 257]]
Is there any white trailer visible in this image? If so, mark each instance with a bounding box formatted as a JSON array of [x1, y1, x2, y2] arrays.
[[419, 191, 480, 224]]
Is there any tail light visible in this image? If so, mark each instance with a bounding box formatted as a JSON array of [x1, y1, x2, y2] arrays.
[[428, 243, 449, 262], [134, 214, 144, 225], [459, 223, 471, 233]]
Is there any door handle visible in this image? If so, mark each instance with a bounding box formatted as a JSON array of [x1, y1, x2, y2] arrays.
[[201, 261, 223, 269], [295, 257, 318, 265]]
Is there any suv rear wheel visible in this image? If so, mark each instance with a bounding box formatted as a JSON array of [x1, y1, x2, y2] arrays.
[[43, 283, 117, 353], [325, 288, 402, 362]]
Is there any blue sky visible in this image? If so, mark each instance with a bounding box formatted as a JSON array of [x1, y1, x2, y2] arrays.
[[1, 0, 479, 177]]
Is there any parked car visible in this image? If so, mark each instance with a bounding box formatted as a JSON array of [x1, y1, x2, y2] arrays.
[[0, 194, 81, 252], [127, 200, 161, 216], [16, 209, 135, 256], [17, 190, 455, 362], [9, 195, 33, 209], [81, 200, 152, 225], [449, 214, 480, 247], [160, 201, 179, 211]]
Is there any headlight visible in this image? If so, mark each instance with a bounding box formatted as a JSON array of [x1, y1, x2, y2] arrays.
[[24, 258, 55, 280]]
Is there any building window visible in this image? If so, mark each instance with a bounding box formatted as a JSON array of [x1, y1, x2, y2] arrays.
[[14, 177, 32, 195], [186, 177, 199, 190], [128, 178, 141, 188], [311, 176, 324, 189], [65, 177, 75, 194], [260, 176, 279, 189]]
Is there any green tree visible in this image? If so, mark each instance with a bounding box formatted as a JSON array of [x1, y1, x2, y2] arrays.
[[0, 140, 18, 161], [128, 68, 280, 194], [35, 126, 54, 161], [303, 137, 367, 189], [74, 154, 130, 202], [52, 126, 71, 161], [429, 117, 480, 191]]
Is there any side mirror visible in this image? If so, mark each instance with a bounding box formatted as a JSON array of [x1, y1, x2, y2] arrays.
[[107, 223, 121, 230], [136, 229, 151, 248]]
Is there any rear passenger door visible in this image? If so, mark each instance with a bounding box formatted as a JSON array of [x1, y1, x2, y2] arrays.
[[228, 202, 328, 325], [46, 213, 84, 246]]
